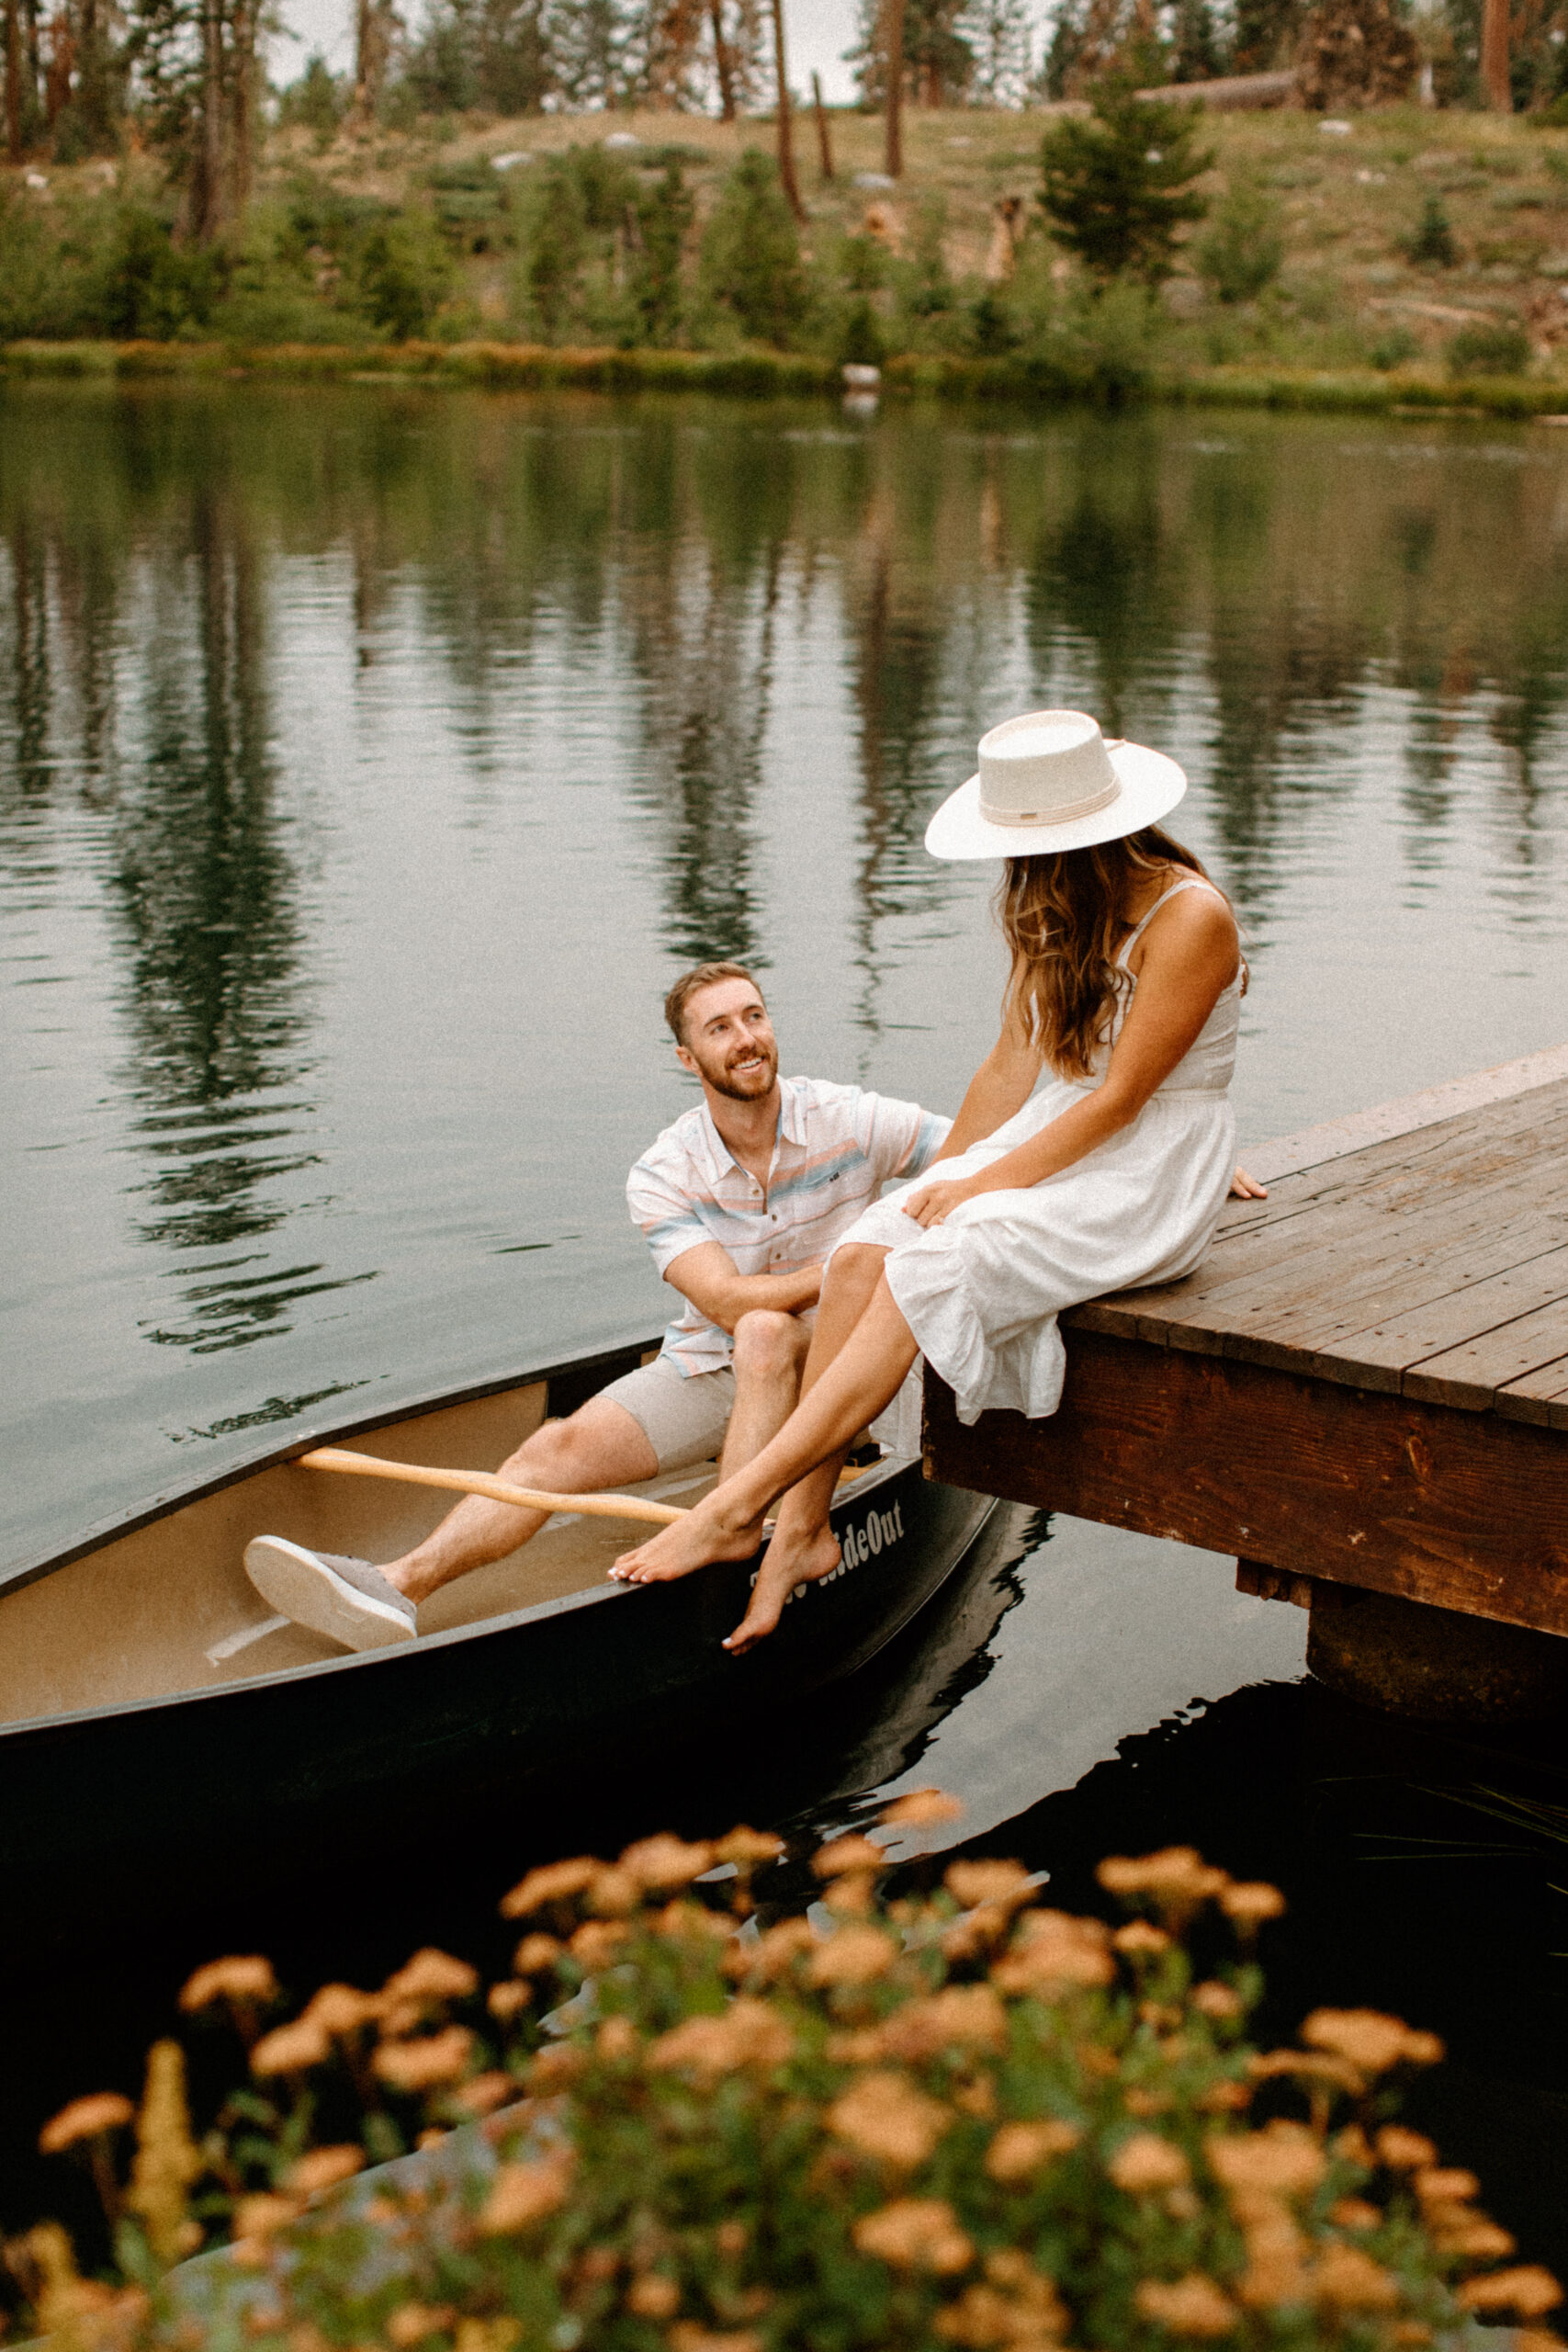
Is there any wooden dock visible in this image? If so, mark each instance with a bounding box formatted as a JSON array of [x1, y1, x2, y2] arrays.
[[921, 1042, 1568, 1719]]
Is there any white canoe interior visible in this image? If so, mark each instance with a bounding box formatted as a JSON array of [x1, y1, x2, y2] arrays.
[[0, 1375, 722, 1734]]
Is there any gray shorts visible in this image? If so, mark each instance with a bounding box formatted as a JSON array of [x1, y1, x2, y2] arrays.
[[595, 1355, 736, 1472]]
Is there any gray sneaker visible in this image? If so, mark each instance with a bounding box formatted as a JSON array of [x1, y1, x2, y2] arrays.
[[243, 1536, 418, 1652]]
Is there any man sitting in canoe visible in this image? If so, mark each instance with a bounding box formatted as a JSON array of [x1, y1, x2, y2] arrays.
[[241, 961, 953, 1652]]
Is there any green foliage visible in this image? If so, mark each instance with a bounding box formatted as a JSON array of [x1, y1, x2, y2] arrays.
[[899, 196, 959, 320], [357, 211, 457, 339], [517, 156, 588, 338], [7, 1824, 1554, 2352], [1040, 85, 1214, 287], [837, 294, 888, 365], [1195, 184, 1284, 305], [628, 159, 693, 346], [1368, 325, 1420, 368], [700, 150, 811, 347], [1404, 196, 1459, 266], [1446, 318, 1533, 374]]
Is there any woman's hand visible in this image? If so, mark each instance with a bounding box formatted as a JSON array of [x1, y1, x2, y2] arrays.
[[905, 1173, 989, 1228], [1229, 1165, 1268, 1200]]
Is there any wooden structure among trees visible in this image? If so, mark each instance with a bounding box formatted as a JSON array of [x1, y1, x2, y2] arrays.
[[922, 1042, 1568, 1720]]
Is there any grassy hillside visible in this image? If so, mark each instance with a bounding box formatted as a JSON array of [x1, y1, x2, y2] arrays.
[[7, 98, 1568, 395]]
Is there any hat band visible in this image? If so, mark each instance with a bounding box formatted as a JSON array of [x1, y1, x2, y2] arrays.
[[977, 775, 1121, 829]]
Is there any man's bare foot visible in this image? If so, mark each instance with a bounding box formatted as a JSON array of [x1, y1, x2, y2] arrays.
[[610, 1496, 765, 1585], [722, 1521, 841, 1655]]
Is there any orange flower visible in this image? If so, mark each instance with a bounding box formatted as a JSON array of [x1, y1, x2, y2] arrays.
[[619, 1833, 716, 1889], [251, 2018, 333, 2076], [301, 1984, 382, 2038], [39, 2094, 135, 2154], [596, 2017, 640, 2064], [232, 2191, 302, 2245], [853, 2198, 974, 2274], [1134, 2274, 1237, 2335], [1110, 2133, 1190, 2194], [1458, 2272, 1564, 2321], [1098, 1849, 1230, 1916], [814, 1835, 886, 1878], [668, 2328, 761, 2352], [878, 1984, 1010, 2062], [513, 1933, 562, 1974], [1302, 2010, 1443, 2075], [714, 1825, 785, 1867], [985, 2120, 1081, 2183], [1114, 1920, 1172, 1956], [479, 2153, 574, 2233], [284, 2146, 365, 2197], [945, 1860, 1034, 1911], [488, 1983, 529, 2022], [726, 1918, 817, 1982], [584, 1867, 641, 1916], [178, 1956, 278, 2013], [992, 1912, 1113, 1996], [829, 2072, 951, 2168], [648, 1996, 793, 2080], [373, 2026, 473, 2091], [807, 1925, 899, 1986], [1190, 1983, 1242, 2020], [382, 1950, 479, 2004], [1414, 2165, 1479, 2204], [1206, 2121, 1327, 2201], [1376, 2126, 1437, 2169], [1312, 2245, 1399, 2311], [527, 2044, 586, 2092], [499, 1858, 601, 1917], [570, 1920, 630, 1971], [1219, 1883, 1286, 1927], [1433, 2221, 1517, 2259], [386, 2303, 456, 2346], [450, 2072, 519, 2118], [880, 1789, 964, 1829], [1327, 2199, 1382, 2232], [625, 2275, 680, 2318]]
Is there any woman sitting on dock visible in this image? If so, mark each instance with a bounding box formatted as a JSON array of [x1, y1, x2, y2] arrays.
[[612, 710, 1246, 1650]]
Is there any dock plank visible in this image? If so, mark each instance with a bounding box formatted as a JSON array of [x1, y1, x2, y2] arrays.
[[1244, 1041, 1568, 1183], [1404, 1299, 1568, 1411], [1496, 1358, 1568, 1430]]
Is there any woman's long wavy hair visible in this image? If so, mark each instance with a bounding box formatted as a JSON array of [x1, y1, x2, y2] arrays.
[[999, 826, 1229, 1080]]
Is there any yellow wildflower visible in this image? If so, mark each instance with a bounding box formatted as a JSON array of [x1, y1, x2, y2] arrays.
[[1098, 1849, 1231, 1917], [386, 2304, 456, 2346], [232, 2194, 301, 2247], [1219, 1883, 1286, 1927], [499, 1858, 601, 1917], [39, 2093, 135, 2154], [829, 2071, 951, 2168], [127, 2041, 203, 2267], [596, 2017, 640, 2064], [1459, 2271, 1564, 2320], [450, 2072, 519, 2117], [879, 1984, 1010, 2061], [513, 1932, 562, 1973], [945, 1860, 1034, 1911], [619, 1833, 715, 1889], [668, 2328, 761, 2352], [570, 1920, 629, 1971], [1327, 2198, 1382, 2232], [1190, 1982, 1242, 2020], [853, 2198, 974, 2274], [1134, 2274, 1238, 2335], [992, 1911, 1113, 1996], [1113, 1920, 1171, 1956], [585, 1866, 641, 1916], [1434, 2220, 1517, 2259], [985, 2120, 1081, 2182], [1414, 2165, 1479, 2204], [814, 1834, 886, 1877], [725, 1917, 817, 1982], [1110, 2133, 1190, 2194], [1312, 2244, 1400, 2311], [625, 2276, 681, 2318], [713, 1825, 785, 1867], [527, 2043, 586, 2092], [1376, 2126, 1437, 2168], [1206, 2121, 1327, 2200], [478, 2151, 575, 2233], [454, 2320, 520, 2352], [488, 1983, 529, 2021]]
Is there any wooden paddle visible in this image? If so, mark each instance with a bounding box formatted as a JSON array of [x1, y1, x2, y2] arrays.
[[298, 1447, 690, 1527]]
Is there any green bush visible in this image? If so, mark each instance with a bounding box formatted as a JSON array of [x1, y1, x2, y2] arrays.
[[628, 159, 693, 347], [1404, 197, 1459, 267], [1368, 325, 1420, 369], [9, 1816, 1563, 2352], [700, 150, 812, 347], [1195, 185, 1284, 306], [1040, 84, 1213, 287], [357, 211, 456, 340], [276, 55, 345, 149], [1446, 318, 1533, 375]]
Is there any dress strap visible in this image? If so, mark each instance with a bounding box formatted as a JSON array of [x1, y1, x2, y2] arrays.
[[1115, 874, 1227, 969]]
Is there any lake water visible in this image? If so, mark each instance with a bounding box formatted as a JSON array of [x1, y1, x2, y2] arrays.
[[5, 382, 1568, 2260]]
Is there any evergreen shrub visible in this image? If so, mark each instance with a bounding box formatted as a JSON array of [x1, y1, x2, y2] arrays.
[[1195, 185, 1284, 305], [699, 151, 811, 347], [1445, 318, 1532, 373], [10, 1811, 1560, 2352], [1039, 85, 1214, 286]]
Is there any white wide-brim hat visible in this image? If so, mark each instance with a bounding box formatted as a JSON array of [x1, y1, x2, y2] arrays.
[[926, 708, 1186, 861]]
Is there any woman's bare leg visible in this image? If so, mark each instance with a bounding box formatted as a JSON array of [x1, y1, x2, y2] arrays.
[[610, 1273, 917, 1596]]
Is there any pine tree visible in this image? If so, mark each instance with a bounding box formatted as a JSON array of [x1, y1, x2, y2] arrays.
[[699, 148, 808, 344], [961, 0, 1031, 103], [1039, 81, 1213, 284]]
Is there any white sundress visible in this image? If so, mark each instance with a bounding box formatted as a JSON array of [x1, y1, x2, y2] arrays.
[[845, 875, 1240, 1429]]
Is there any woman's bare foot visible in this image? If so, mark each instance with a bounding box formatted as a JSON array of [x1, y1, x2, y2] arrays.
[[610, 1495, 765, 1585], [722, 1520, 841, 1655]]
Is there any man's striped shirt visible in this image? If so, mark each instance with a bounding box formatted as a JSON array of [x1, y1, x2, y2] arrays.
[[626, 1076, 951, 1376]]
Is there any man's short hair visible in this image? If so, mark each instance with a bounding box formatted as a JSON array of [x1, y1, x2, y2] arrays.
[[664, 961, 764, 1046]]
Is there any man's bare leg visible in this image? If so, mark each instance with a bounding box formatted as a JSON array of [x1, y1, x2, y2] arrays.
[[612, 1272, 917, 1602], [380, 1399, 658, 1604], [718, 1310, 811, 1481]]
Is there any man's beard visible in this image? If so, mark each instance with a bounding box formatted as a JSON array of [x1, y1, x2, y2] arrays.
[[698, 1042, 779, 1102]]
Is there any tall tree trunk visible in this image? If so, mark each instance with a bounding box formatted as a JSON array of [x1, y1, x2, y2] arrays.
[[229, 0, 255, 213], [197, 0, 225, 239], [811, 66, 832, 177], [353, 0, 391, 119], [5, 0, 22, 159], [768, 0, 804, 221], [1480, 0, 1510, 107], [882, 0, 902, 175], [709, 0, 735, 116]]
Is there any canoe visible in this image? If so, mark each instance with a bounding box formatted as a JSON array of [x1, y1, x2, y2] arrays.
[[0, 1335, 996, 1903]]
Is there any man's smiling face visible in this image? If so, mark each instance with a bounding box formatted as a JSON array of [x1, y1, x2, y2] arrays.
[[676, 978, 780, 1103]]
